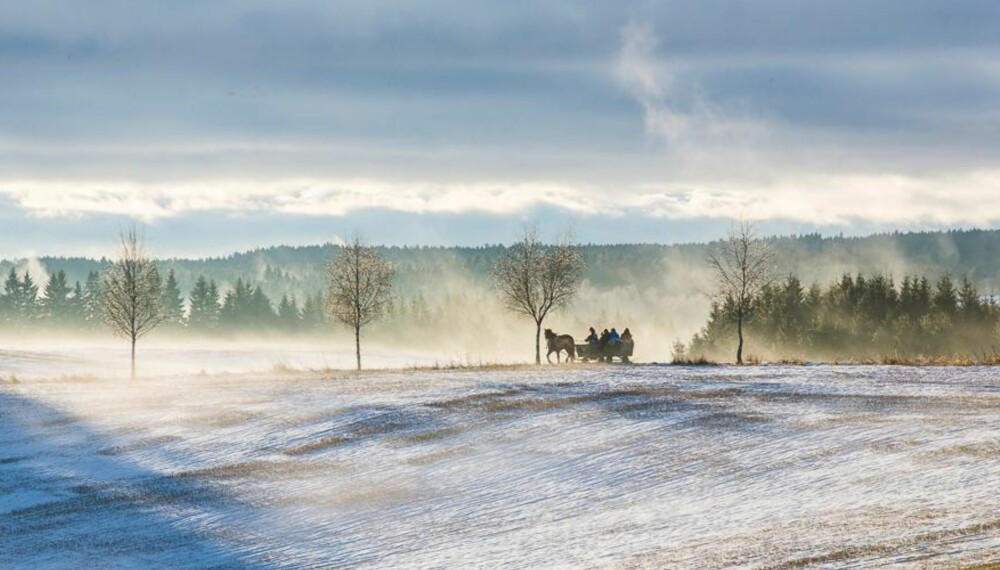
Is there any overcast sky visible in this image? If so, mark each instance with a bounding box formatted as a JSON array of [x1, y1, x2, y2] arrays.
[[2, 0, 999, 257]]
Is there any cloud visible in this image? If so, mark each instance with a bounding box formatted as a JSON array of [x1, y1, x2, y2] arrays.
[[4, 169, 1000, 229], [0, 1, 999, 255], [615, 21, 689, 143], [0, 179, 600, 221], [634, 170, 1000, 226], [614, 21, 766, 151]]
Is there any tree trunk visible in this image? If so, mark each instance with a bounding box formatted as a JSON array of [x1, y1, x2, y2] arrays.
[[535, 322, 541, 365], [355, 324, 361, 371], [131, 337, 136, 381], [736, 311, 744, 365]]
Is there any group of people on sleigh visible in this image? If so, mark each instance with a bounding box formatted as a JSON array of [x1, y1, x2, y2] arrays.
[[584, 326, 632, 350]]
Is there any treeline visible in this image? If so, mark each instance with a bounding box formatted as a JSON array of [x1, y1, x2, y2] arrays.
[[689, 273, 1000, 360], [19, 228, 1000, 309], [185, 275, 441, 334], [0, 267, 444, 336]]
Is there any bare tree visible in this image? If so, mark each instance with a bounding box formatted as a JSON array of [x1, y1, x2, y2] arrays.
[[495, 228, 585, 364], [707, 219, 775, 364], [325, 235, 394, 371], [101, 228, 164, 380]]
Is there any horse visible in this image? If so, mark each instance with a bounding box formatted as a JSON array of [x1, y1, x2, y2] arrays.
[[544, 329, 576, 363]]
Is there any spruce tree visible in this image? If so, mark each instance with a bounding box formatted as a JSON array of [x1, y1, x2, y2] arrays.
[[301, 292, 327, 332], [19, 272, 39, 321], [2, 269, 19, 322], [206, 279, 221, 324], [958, 277, 984, 327], [221, 278, 253, 327], [69, 281, 86, 324], [188, 275, 209, 327], [277, 294, 301, 330], [188, 276, 222, 329], [159, 269, 185, 326], [41, 270, 72, 322], [933, 273, 958, 318], [82, 271, 103, 323], [250, 285, 275, 326]]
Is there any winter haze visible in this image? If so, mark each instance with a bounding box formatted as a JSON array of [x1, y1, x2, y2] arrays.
[[4, 2, 1000, 569]]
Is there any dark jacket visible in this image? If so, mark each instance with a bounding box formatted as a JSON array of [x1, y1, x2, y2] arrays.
[[599, 330, 610, 347]]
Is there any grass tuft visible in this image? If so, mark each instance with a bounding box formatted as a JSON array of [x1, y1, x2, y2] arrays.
[[878, 352, 1000, 366], [671, 355, 717, 366]]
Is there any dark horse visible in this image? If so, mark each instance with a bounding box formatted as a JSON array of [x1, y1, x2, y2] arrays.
[[544, 329, 575, 363]]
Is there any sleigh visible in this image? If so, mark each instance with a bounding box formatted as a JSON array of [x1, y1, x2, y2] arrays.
[[576, 339, 634, 363]]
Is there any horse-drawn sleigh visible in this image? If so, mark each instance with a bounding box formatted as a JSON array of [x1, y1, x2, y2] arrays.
[[576, 337, 634, 363], [544, 329, 635, 364]]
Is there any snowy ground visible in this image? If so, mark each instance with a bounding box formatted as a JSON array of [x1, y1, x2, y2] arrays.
[[0, 340, 445, 379], [3, 363, 1000, 568]]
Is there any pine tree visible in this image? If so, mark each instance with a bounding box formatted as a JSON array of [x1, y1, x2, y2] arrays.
[[159, 269, 185, 326], [82, 270, 104, 323], [206, 279, 221, 323], [933, 273, 958, 318], [188, 275, 222, 328], [277, 294, 301, 330], [301, 291, 327, 331], [19, 272, 39, 321], [958, 276, 984, 327], [69, 281, 86, 324], [41, 270, 72, 322], [2, 268, 20, 322], [220, 278, 253, 327], [250, 285, 275, 325], [3, 270, 41, 323]]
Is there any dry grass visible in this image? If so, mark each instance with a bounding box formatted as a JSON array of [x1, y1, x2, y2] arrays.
[[769, 357, 807, 365], [764, 517, 1000, 570], [671, 355, 717, 366], [270, 361, 302, 374], [284, 435, 352, 456], [98, 435, 182, 456], [402, 361, 539, 372], [406, 445, 474, 466], [175, 459, 325, 480], [878, 352, 1000, 366], [398, 425, 466, 443], [697, 353, 1000, 367], [284, 414, 418, 455], [925, 441, 1000, 459]]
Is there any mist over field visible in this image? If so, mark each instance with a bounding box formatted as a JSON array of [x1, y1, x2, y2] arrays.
[[2, 229, 1000, 371], [5, 0, 1000, 567]]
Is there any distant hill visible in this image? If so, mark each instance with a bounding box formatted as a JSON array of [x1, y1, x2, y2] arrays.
[[1, 228, 998, 355], [7, 228, 999, 301]]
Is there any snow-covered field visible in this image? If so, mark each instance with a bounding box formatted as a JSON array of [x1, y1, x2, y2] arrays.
[[3, 362, 1000, 568], [0, 340, 445, 379]]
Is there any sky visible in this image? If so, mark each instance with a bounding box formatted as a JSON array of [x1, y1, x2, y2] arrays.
[[2, 0, 999, 258]]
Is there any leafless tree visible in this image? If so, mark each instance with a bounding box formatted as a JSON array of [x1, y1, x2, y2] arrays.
[[495, 228, 586, 364], [325, 235, 394, 371], [707, 219, 775, 364], [101, 228, 164, 380]]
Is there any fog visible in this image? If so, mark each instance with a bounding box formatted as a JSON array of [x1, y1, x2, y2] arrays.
[[0, 337, 451, 381], [2, 230, 998, 375], [0, 250, 716, 377]]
